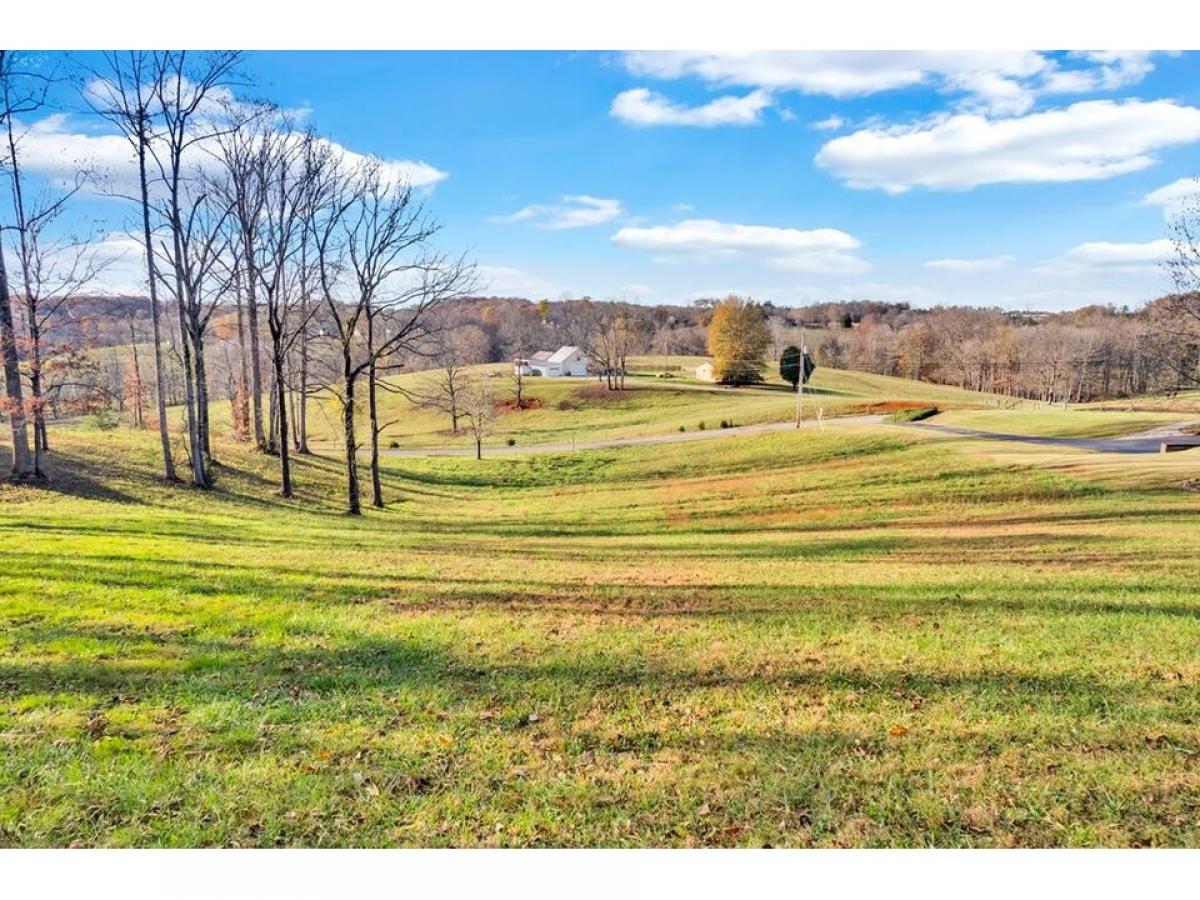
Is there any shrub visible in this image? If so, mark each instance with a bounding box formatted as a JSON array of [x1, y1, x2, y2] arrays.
[[506, 437, 517, 446], [719, 419, 732, 429], [89, 410, 120, 431], [388, 440, 400, 449], [886, 407, 938, 423], [678, 425, 686, 432], [698, 421, 706, 431]]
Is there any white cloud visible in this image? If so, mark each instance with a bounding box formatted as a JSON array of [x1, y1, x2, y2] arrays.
[[620, 51, 1163, 118], [1143, 177, 1199, 220], [924, 255, 1015, 272], [612, 218, 868, 274], [1036, 239, 1173, 275], [1042, 51, 1158, 95], [815, 100, 1200, 193], [811, 115, 846, 132], [610, 87, 771, 127], [2, 113, 447, 197], [491, 195, 622, 229], [475, 265, 557, 298]]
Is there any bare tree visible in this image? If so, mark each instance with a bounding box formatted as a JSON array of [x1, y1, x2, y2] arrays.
[[147, 50, 245, 488], [213, 104, 274, 449], [461, 378, 497, 460], [312, 157, 475, 514], [1155, 180, 1200, 388], [83, 51, 177, 482], [0, 52, 41, 478], [153, 179, 233, 469], [403, 326, 479, 433], [249, 125, 325, 497]]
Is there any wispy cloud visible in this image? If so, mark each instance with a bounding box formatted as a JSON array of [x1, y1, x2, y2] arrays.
[[924, 255, 1014, 272], [612, 218, 868, 274], [610, 88, 770, 128], [491, 195, 622, 229]]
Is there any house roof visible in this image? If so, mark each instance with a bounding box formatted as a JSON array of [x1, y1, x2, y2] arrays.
[[546, 345, 581, 363], [529, 350, 554, 361]]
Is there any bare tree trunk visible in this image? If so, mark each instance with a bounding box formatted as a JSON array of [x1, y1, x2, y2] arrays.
[[297, 314, 310, 454], [342, 370, 360, 516], [233, 273, 251, 439], [0, 243, 34, 479], [274, 351, 292, 497], [137, 137, 177, 482], [369, 357, 383, 508], [128, 318, 144, 429], [242, 232, 265, 449], [266, 363, 278, 454], [172, 287, 205, 487], [193, 328, 212, 464], [28, 320, 46, 466]]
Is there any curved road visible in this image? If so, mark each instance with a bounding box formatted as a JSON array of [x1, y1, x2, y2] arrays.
[[376, 415, 1200, 458]]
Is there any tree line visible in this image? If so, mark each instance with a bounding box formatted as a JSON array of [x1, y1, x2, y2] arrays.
[[0, 50, 475, 513]]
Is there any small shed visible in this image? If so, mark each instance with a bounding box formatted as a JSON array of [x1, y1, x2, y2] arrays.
[[694, 361, 716, 382]]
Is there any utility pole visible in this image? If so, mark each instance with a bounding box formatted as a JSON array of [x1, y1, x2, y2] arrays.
[[794, 326, 806, 428]]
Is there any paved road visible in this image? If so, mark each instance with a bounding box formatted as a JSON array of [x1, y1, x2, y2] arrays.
[[903, 420, 1200, 454], [376, 415, 886, 457], [373, 413, 1200, 458]]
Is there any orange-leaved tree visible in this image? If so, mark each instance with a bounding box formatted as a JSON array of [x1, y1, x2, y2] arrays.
[[707, 296, 771, 384]]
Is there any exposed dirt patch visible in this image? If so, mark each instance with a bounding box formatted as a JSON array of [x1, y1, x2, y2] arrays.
[[847, 400, 936, 415], [574, 384, 638, 402], [496, 397, 544, 413]]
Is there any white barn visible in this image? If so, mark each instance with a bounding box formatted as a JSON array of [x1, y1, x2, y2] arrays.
[[514, 346, 590, 377]]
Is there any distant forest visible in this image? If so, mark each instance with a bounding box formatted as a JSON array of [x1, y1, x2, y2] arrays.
[[12, 290, 1200, 430]]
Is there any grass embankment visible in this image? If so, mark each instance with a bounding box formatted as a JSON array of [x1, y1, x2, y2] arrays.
[[2, 419, 1200, 847], [927, 408, 1194, 438]]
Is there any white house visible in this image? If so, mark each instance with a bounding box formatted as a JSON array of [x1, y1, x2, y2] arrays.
[[694, 361, 716, 382], [514, 345, 590, 377]]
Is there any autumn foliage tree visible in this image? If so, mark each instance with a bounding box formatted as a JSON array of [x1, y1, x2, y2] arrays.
[[707, 296, 771, 385]]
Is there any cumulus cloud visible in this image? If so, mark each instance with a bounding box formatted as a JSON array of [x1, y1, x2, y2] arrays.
[[616, 51, 1166, 124], [611, 218, 868, 274], [1035, 239, 1173, 275], [491, 195, 622, 229], [814, 100, 1200, 193], [2, 113, 447, 198], [1143, 176, 1200, 219], [924, 255, 1015, 272], [610, 88, 771, 127]]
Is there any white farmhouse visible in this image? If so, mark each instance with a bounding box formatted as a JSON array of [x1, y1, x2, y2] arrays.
[[514, 345, 590, 377]]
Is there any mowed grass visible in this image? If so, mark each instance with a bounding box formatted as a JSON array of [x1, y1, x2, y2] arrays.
[[247, 359, 1023, 451], [2, 419, 1200, 848], [926, 408, 1195, 438]]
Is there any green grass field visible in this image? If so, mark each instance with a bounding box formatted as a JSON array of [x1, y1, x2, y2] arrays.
[[924, 408, 1194, 438], [282, 358, 1020, 451], [3, 394, 1200, 847]]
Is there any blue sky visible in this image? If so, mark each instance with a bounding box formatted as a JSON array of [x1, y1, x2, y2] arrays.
[[13, 50, 1200, 309]]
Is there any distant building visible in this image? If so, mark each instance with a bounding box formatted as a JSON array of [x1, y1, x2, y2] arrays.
[[694, 361, 716, 382], [513, 345, 590, 377]]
